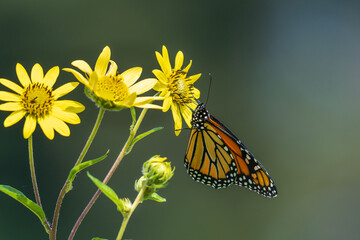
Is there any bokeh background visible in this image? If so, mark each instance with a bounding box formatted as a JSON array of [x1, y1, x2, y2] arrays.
[[1, 1, 360, 239]]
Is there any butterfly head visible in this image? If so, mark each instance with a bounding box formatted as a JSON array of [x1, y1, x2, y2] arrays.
[[191, 103, 210, 130]]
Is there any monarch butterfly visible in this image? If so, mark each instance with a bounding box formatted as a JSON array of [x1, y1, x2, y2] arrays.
[[185, 103, 278, 198]]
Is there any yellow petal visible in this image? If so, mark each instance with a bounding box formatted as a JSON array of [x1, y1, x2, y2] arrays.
[[181, 104, 194, 128], [134, 103, 164, 109], [43, 66, 59, 88], [23, 115, 37, 139], [0, 78, 23, 94], [0, 91, 22, 101], [155, 47, 171, 76], [4, 110, 26, 127], [122, 67, 142, 87], [95, 88, 114, 101], [174, 51, 184, 70], [115, 92, 136, 108], [88, 71, 98, 91], [162, 94, 172, 112], [161, 46, 172, 74], [183, 60, 192, 75], [155, 51, 167, 75], [107, 60, 118, 76], [38, 117, 54, 140], [153, 81, 167, 92], [124, 92, 137, 107], [193, 87, 200, 99], [152, 69, 168, 85], [63, 68, 89, 87], [129, 78, 157, 95], [0, 102, 23, 111], [54, 100, 85, 113], [190, 102, 198, 110], [53, 82, 79, 99], [52, 107, 81, 124], [71, 60, 93, 75], [134, 96, 164, 105], [159, 89, 169, 97], [95, 46, 111, 77], [171, 102, 182, 136], [51, 116, 70, 137], [189, 73, 201, 84], [16, 63, 31, 87], [31, 63, 44, 83]]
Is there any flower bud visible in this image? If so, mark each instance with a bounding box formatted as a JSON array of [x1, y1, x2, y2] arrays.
[[142, 155, 174, 188], [118, 198, 132, 216]]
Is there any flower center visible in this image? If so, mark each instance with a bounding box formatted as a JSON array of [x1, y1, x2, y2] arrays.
[[95, 74, 129, 102], [169, 70, 193, 104], [22, 83, 55, 117]]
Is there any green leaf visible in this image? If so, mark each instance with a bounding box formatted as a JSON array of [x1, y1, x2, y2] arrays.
[[87, 172, 121, 208], [66, 150, 109, 193], [0, 185, 49, 233], [143, 192, 166, 202], [126, 127, 163, 154], [92, 238, 108, 240]]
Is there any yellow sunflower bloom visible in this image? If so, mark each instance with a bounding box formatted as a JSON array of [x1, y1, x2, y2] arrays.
[[152, 46, 201, 135], [63, 46, 162, 111], [0, 63, 85, 140]]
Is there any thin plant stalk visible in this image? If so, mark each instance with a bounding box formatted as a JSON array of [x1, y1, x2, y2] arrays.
[[50, 107, 106, 240], [28, 135, 51, 232], [116, 187, 146, 240], [68, 107, 149, 240]]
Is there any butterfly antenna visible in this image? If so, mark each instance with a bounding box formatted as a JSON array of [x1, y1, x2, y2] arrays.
[[175, 93, 195, 113], [194, 97, 201, 105], [204, 73, 212, 106]]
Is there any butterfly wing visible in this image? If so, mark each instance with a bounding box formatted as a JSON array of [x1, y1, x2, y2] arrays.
[[185, 125, 238, 189], [184, 105, 277, 198], [209, 115, 278, 198]]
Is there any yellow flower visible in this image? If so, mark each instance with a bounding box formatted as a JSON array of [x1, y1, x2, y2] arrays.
[[63, 46, 162, 111], [0, 63, 85, 140], [152, 46, 201, 135]]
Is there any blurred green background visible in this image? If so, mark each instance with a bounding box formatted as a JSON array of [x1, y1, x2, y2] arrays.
[[1, 0, 360, 239]]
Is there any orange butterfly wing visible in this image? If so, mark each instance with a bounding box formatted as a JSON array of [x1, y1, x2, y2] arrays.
[[209, 116, 277, 198], [184, 104, 277, 198], [185, 125, 238, 188]]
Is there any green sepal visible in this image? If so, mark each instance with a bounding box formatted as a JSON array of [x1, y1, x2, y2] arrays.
[[87, 172, 121, 208], [126, 127, 163, 154], [84, 85, 93, 100], [66, 150, 109, 193], [0, 185, 49, 233], [143, 192, 166, 202]]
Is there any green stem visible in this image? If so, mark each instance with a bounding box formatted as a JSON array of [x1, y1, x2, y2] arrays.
[[28, 136, 51, 232], [50, 107, 106, 240], [74, 107, 106, 166], [28, 136, 42, 207], [68, 107, 149, 240], [116, 187, 146, 240]]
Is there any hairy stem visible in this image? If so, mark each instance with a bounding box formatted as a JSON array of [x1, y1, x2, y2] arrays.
[[28, 136, 51, 233], [50, 108, 105, 240], [116, 187, 146, 240], [68, 107, 149, 240]]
